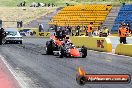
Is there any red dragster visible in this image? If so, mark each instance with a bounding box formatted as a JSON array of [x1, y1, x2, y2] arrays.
[[46, 35, 87, 58]]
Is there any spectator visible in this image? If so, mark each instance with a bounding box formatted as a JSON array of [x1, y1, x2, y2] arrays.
[[17, 21, 19, 28], [75, 25, 80, 36], [66, 27, 69, 35], [56, 27, 62, 39], [65, 26, 71, 35], [67, 26, 71, 35], [97, 22, 103, 36], [48, 3, 50, 7], [62, 28, 67, 39], [23, 1, 26, 6], [100, 26, 109, 37], [49, 26, 53, 31], [37, 3, 41, 7], [30, 32, 33, 36], [52, 3, 55, 7], [40, 3, 44, 7], [17, 1, 26, 7], [33, 31, 36, 36], [17, 21, 22, 28], [87, 22, 93, 37], [54, 25, 57, 32], [39, 24, 44, 32], [84, 26, 88, 36], [20, 21, 23, 28], [71, 27, 75, 36], [30, 2, 37, 7], [19, 2, 23, 7], [66, 3, 69, 6], [106, 7, 108, 11], [0, 28, 6, 45], [118, 23, 127, 44], [98, 22, 103, 31]]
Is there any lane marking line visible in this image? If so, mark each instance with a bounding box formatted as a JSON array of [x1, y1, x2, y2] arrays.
[[87, 49, 132, 59], [106, 59, 112, 62], [0, 55, 28, 88]]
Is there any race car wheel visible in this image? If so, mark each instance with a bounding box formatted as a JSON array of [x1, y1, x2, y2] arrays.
[[59, 47, 64, 58], [0, 40, 2, 45], [46, 41, 54, 55], [46, 46, 54, 55], [19, 41, 22, 44], [81, 46, 87, 58], [76, 76, 86, 86], [2, 38, 6, 45]]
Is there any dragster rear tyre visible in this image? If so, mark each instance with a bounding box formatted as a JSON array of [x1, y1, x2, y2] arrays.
[[46, 41, 54, 55]]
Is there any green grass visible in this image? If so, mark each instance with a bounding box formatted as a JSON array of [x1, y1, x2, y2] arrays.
[[0, 0, 132, 7]]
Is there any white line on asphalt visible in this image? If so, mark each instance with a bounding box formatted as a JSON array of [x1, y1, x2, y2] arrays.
[[106, 59, 112, 62], [0, 55, 28, 88], [88, 49, 132, 59]]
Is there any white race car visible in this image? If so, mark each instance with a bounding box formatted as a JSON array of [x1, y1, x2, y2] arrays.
[[5, 28, 23, 44]]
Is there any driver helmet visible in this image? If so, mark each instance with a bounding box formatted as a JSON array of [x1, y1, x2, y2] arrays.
[[71, 45, 75, 48], [66, 41, 70, 44]]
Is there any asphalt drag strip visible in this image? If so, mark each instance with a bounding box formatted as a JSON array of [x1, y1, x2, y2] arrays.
[[0, 37, 132, 88]]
